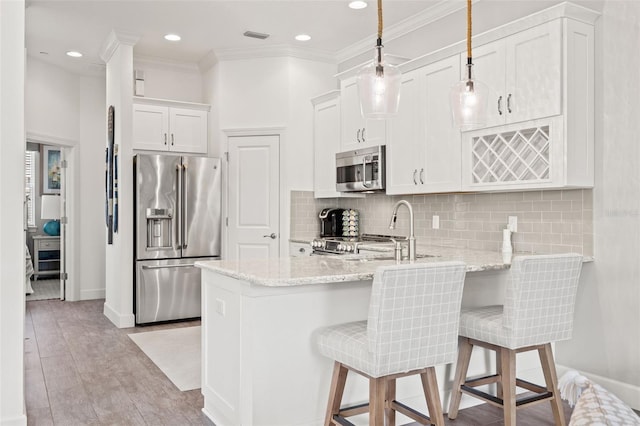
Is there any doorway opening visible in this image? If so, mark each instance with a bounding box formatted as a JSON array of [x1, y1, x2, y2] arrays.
[[25, 139, 71, 301]]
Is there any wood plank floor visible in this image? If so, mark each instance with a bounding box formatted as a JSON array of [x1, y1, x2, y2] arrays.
[[25, 299, 572, 425]]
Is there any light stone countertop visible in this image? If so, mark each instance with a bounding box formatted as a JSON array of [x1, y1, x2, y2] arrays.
[[196, 245, 514, 287]]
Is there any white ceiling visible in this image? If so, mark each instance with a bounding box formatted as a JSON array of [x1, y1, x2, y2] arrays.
[[25, 0, 445, 76]]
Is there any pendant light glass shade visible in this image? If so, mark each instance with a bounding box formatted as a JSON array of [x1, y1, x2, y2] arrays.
[[357, 44, 401, 119], [450, 63, 489, 129], [450, 0, 488, 129]]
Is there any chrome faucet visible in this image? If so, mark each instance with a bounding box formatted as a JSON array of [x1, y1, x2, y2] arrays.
[[388, 200, 416, 261]]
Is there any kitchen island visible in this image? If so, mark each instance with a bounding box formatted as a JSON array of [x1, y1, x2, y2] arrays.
[[196, 247, 541, 426]]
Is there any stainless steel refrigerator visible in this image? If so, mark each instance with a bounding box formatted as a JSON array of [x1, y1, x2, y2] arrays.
[[134, 154, 221, 324]]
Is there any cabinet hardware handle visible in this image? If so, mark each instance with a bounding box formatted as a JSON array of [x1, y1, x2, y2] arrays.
[[361, 128, 366, 142], [362, 155, 372, 188], [356, 128, 361, 143], [263, 233, 277, 239], [507, 93, 512, 113], [413, 169, 418, 185], [419, 168, 424, 184], [299, 247, 306, 253], [182, 163, 188, 249], [497, 96, 503, 115], [171, 133, 175, 146], [164, 133, 167, 145], [142, 263, 196, 270], [176, 164, 182, 248]]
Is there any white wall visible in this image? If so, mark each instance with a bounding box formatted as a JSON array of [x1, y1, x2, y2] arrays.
[[78, 76, 107, 300], [0, 1, 27, 424], [133, 57, 203, 103], [205, 56, 336, 254], [555, 0, 640, 407], [25, 57, 106, 301], [103, 39, 135, 328], [26, 57, 79, 142]]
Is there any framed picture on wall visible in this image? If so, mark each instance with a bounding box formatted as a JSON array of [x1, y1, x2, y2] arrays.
[[41, 145, 61, 194]]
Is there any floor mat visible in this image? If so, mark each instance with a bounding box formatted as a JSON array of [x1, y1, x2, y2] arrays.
[[128, 326, 201, 391]]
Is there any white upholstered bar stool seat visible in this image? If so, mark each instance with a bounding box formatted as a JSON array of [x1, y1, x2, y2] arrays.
[[448, 253, 583, 426], [317, 261, 467, 426]]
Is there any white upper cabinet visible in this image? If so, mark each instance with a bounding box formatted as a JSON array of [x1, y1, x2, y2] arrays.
[[133, 98, 209, 154], [339, 77, 386, 151], [312, 91, 364, 199], [470, 20, 562, 129], [461, 17, 595, 191], [387, 54, 461, 195]]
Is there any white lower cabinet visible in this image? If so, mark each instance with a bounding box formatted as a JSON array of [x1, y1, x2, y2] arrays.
[[387, 54, 461, 195], [133, 98, 209, 154]]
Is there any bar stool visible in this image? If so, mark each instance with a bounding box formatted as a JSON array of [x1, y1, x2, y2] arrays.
[[317, 261, 467, 426], [448, 253, 583, 426]]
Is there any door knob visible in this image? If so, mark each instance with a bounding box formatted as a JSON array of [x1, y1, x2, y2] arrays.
[[263, 233, 277, 239]]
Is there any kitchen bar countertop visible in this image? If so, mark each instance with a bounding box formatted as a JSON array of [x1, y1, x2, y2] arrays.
[[196, 245, 513, 287]]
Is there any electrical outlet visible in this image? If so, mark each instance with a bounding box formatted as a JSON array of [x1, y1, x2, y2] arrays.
[[432, 215, 440, 229], [215, 298, 226, 316], [508, 216, 518, 232]]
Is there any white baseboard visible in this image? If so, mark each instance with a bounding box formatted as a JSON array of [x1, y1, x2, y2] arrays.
[[103, 302, 135, 329], [80, 288, 105, 300], [0, 414, 27, 426], [557, 364, 640, 411]]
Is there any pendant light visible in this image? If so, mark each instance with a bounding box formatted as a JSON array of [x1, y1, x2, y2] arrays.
[[357, 0, 401, 119], [450, 0, 488, 129]]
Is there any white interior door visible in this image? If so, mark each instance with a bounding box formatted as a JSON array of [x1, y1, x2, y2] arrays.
[[227, 134, 280, 260]]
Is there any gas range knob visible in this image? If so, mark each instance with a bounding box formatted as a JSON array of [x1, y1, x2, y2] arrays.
[[337, 244, 344, 251], [347, 245, 354, 252]]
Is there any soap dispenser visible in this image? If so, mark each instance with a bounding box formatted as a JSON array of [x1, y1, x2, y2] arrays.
[[502, 228, 513, 264]]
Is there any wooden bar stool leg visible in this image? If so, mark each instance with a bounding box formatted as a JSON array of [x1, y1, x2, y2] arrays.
[[500, 348, 517, 426], [538, 343, 566, 426], [421, 367, 445, 426], [325, 362, 348, 426], [385, 377, 396, 426], [370, 377, 386, 426], [496, 349, 503, 399], [448, 337, 474, 419]]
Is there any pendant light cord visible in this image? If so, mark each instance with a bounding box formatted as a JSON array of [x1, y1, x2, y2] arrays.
[[466, 0, 472, 59], [377, 0, 383, 43]]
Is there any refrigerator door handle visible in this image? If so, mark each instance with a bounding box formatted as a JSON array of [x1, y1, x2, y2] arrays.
[[183, 162, 188, 249], [141, 263, 196, 270], [176, 163, 183, 249]]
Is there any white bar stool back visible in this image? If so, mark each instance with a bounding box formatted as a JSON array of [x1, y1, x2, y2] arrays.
[[317, 261, 467, 426], [448, 253, 583, 426]]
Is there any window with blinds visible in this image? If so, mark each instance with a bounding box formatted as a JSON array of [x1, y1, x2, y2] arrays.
[[25, 151, 36, 228]]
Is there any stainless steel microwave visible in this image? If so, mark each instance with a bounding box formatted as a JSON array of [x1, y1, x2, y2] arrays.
[[335, 145, 385, 192]]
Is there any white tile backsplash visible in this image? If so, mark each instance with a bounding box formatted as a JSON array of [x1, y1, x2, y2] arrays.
[[290, 189, 593, 256]]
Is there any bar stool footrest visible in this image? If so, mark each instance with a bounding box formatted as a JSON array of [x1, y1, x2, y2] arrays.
[[391, 400, 433, 425], [461, 381, 554, 409]]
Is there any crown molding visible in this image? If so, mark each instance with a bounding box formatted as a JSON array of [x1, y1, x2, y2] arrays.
[[198, 50, 219, 73], [214, 45, 337, 64], [336, 0, 469, 64], [99, 30, 140, 63]]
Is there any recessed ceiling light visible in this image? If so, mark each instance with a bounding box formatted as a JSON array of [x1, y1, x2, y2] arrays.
[[295, 34, 311, 42], [349, 1, 368, 9], [164, 34, 181, 41], [66, 51, 83, 58]]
